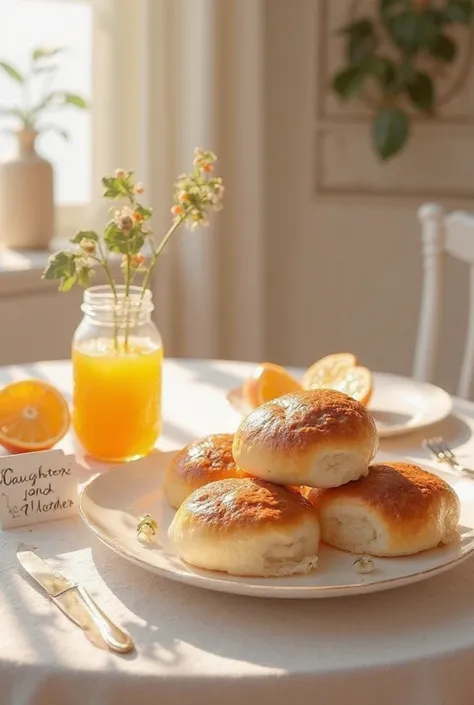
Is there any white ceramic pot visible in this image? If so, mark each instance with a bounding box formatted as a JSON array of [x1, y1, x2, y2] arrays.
[[0, 129, 54, 249]]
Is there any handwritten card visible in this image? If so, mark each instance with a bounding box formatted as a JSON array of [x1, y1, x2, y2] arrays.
[[0, 449, 78, 529]]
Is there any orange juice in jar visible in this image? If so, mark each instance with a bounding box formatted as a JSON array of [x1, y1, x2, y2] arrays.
[[72, 286, 163, 462]]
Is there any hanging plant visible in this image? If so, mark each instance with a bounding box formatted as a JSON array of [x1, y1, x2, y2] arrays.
[[331, 0, 474, 160]]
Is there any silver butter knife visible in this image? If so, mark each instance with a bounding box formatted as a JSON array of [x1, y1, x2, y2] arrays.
[[17, 544, 135, 654]]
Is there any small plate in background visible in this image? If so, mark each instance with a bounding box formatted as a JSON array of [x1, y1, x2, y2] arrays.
[[227, 372, 453, 439]]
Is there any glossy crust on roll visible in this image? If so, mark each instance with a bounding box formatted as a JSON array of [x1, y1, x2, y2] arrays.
[[232, 389, 378, 488], [163, 434, 243, 509], [168, 478, 320, 577], [307, 462, 460, 557]]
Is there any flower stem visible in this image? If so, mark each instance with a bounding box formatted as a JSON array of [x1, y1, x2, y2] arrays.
[[124, 254, 132, 351], [124, 192, 136, 351], [96, 239, 119, 351], [140, 215, 186, 300]]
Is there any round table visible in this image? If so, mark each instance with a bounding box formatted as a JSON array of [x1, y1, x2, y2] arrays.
[[2, 359, 474, 705]]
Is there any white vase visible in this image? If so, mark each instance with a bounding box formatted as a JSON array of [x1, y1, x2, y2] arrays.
[[0, 129, 54, 250]]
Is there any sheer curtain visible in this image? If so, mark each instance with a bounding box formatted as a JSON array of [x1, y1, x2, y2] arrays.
[[138, 0, 266, 361]]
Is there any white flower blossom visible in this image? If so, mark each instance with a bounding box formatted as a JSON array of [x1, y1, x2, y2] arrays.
[[114, 206, 135, 232]]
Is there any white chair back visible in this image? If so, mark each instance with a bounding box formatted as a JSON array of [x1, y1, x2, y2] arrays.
[[414, 203, 474, 398]]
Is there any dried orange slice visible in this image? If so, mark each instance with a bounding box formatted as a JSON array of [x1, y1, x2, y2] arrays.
[[0, 380, 70, 453], [243, 362, 302, 408], [302, 353, 358, 390]]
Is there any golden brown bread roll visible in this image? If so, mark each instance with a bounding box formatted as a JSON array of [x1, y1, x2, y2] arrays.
[[163, 434, 243, 509], [232, 389, 378, 488], [167, 478, 320, 577], [307, 461, 460, 556]]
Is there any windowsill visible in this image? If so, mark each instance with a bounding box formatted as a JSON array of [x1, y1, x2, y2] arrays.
[[0, 239, 67, 273], [0, 240, 120, 296]]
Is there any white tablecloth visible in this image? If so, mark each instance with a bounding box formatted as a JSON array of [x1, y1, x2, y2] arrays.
[[2, 359, 474, 705]]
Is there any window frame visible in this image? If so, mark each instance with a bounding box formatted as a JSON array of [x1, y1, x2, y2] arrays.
[[41, 0, 140, 239]]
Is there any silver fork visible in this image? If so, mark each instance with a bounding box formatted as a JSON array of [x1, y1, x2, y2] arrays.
[[423, 436, 474, 476]]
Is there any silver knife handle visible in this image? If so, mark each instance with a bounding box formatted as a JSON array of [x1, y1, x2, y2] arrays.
[[55, 586, 135, 653]]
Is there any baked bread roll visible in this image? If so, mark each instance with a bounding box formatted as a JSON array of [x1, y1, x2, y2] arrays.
[[307, 462, 460, 557], [163, 434, 242, 509], [232, 389, 378, 488], [168, 478, 320, 577]]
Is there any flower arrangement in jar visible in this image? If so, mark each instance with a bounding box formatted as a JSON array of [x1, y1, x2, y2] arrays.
[[43, 148, 224, 462]]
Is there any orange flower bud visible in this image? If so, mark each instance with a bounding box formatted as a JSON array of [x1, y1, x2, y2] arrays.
[[131, 253, 146, 268], [134, 183, 144, 194], [114, 168, 126, 179], [203, 163, 213, 173], [133, 211, 144, 222], [80, 238, 96, 254], [171, 205, 183, 217]]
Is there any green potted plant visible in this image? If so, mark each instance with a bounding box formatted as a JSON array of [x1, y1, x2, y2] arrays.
[[331, 0, 473, 160], [0, 46, 88, 249]]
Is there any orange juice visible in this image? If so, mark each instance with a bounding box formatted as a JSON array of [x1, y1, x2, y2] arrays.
[[72, 337, 163, 461]]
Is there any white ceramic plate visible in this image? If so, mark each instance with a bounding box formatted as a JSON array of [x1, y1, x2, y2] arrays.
[[227, 372, 453, 438], [80, 451, 474, 599]]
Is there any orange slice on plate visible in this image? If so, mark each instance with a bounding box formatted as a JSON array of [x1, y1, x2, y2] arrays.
[[243, 362, 302, 408], [0, 380, 70, 453], [302, 352, 358, 390], [329, 365, 373, 406], [302, 353, 373, 406]]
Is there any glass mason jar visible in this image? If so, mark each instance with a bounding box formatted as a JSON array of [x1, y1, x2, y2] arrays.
[[72, 285, 163, 462]]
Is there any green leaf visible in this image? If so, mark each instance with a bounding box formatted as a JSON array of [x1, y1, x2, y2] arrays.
[[32, 91, 88, 115], [339, 20, 377, 63], [102, 176, 129, 198], [0, 61, 24, 84], [373, 108, 409, 160], [63, 93, 88, 109], [428, 34, 456, 61], [406, 71, 434, 111], [332, 66, 367, 100], [389, 11, 419, 48], [104, 222, 130, 254], [42, 251, 75, 280], [32, 47, 64, 61], [70, 230, 99, 245], [389, 11, 439, 51], [349, 30, 377, 63], [76, 266, 94, 287], [134, 203, 153, 219], [380, 0, 407, 33], [129, 232, 145, 255], [59, 275, 77, 292], [102, 176, 115, 189], [443, 0, 473, 23], [367, 57, 396, 87]]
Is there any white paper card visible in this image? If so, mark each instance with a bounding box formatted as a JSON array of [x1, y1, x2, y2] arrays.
[[0, 449, 78, 529]]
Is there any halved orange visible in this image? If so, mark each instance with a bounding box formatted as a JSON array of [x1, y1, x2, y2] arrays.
[[0, 380, 70, 453], [302, 353, 373, 406], [330, 366, 373, 406], [243, 362, 302, 408], [302, 352, 358, 390]]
